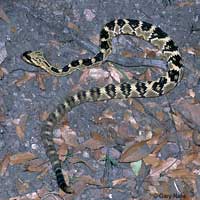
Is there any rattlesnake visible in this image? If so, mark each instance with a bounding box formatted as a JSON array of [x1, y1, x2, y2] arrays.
[[22, 19, 184, 193]]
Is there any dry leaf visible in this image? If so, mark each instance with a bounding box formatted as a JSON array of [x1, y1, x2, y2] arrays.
[[172, 112, 189, 131], [83, 9, 96, 21], [144, 68, 152, 81], [120, 140, 152, 162], [0, 67, 5, 79], [69, 157, 96, 172], [176, 1, 194, 7], [82, 134, 106, 150], [53, 138, 64, 146], [150, 158, 180, 177], [179, 101, 200, 125], [79, 68, 90, 83], [40, 111, 49, 121], [36, 74, 46, 90], [144, 48, 157, 58], [14, 72, 36, 87], [0, 113, 6, 122], [168, 168, 195, 179], [88, 68, 109, 80], [10, 26, 16, 33], [121, 50, 133, 58], [0, 153, 10, 176], [185, 47, 200, 56], [147, 128, 162, 146], [94, 116, 117, 125], [25, 159, 47, 173], [155, 111, 165, 122], [107, 65, 122, 83], [143, 154, 161, 168], [112, 178, 127, 186], [181, 153, 198, 166], [48, 39, 61, 49], [13, 114, 28, 140], [130, 99, 145, 113], [188, 89, 195, 98], [67, 22, 79, 32], [10, 152, 37, 165], [94, 109, 116, 125], [73, 175, 101, 194], [89, 34, 99, 45], [60, 125, 78, 147], [0, 7, 10, 23], [16, 179, 29, 194], [124, 110, 139, 129]]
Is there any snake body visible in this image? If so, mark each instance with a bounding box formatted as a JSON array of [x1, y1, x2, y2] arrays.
[[22, 19, 184, 193]]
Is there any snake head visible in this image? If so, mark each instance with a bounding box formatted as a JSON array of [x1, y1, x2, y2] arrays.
[[22, 51, 48, 68]]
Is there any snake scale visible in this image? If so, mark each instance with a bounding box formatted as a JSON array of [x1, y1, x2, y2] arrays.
[[22, 19, 184, 193]]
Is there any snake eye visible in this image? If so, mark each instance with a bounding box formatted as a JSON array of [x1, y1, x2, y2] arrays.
[[22, 51, 32, 59], [21, 51, 33, 64]]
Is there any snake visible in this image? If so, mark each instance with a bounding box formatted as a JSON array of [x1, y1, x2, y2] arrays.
[[22, 19, 184, 193]]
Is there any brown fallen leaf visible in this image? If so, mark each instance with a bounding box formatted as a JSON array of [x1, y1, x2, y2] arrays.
[[67, 22, 79, 32], [0, 7, 10, 23], [0, 112, 6, 122], [150, 157, 180, 177], [144, 68, 152, 82], [60, 125, 79, 147], [73, 175, 102, 194], [184, 47, 200, 56], [79, 68, 90, 84], [89, 34, 99, 46], [176, 1, 194, 7], [10, 26, 17, 33], [13, 114, 28, 141], [36, 74, 46, 90], [112, 178, 127, 186], [168, 168, 195, 179], [13, 72, 36, 87], [16, 179, 29, 194], [181, 153, 198, 166], [143, 154, 161, 168], [24, 159, 48, 173], [10, 152, 37, 165], [120, 140, 152, 162], [124, 110, 139, 130], [179, 101, 200, 125], [93, 108, 116, 125], [121, 50, 134, 58], [69, 157, 96, 172], [155, 111, 165, 122], [9, 191, 41, 200], [130, 99, 145, 113], [48, 39, 61, 49], [143, 47, 157, 58], [172, 112, 190, 132], [146, 128, 162, 146], [0, 153, 10, 176], [82, 132, 107, 150], [88, 68, 110, 81], [0, 67, 8, 79], [107, 65, 122, 83], [39, 111, 49, 121]]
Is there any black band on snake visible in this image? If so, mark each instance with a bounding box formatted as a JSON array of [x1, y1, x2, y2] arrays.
[[22, 19, 184, 193]]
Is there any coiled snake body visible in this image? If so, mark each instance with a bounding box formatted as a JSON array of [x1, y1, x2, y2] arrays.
[[22, 19, 184, 193]]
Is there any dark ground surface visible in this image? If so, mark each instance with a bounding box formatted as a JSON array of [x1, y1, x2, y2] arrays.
[[0, 0, 200, 200]]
